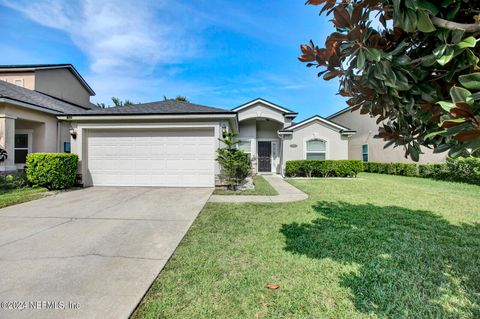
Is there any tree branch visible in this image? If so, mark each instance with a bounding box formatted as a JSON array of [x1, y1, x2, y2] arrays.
[[431, 16, 480, 33]]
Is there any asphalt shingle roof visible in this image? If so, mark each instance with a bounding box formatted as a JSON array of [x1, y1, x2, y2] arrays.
[[68, 100, 235, 116], [0, 80, 90, 114], [0, 81, 234, 116]]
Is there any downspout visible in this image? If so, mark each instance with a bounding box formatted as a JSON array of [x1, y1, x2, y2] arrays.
[[56, 121, 61, 152], [278, 131, 284, 177]]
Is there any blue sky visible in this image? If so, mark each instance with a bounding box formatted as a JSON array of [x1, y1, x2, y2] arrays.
[[0, 0, 347, 120]]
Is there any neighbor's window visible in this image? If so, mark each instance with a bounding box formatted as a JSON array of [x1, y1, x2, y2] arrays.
[[14, 79, 24, 87], [14, 134, 29, 164], [362, 144, 369, 162], [237, 140, 252, 154], [306, 139, 326, 160]]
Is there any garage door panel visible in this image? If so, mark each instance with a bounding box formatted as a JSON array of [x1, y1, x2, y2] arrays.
[[87, 129, 215, 187]]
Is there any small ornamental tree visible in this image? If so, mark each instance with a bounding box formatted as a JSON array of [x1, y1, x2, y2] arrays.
[[216, 132, 251, 190], [299, 0, 480, 160]]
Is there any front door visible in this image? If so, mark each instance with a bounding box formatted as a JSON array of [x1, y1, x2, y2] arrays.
[[257, 141, 272, 172]]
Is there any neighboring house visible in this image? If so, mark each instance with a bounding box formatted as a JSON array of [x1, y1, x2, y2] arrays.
[[328, 106, 447, 163], [0, 63, 441, 188]]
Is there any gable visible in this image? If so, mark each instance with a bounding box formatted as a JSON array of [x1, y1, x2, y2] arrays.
[[233, 98, 297, 123], [280, 115, 354, 135]]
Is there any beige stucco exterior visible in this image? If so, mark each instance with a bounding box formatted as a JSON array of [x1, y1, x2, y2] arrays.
[[35, 69, 91, 107], [0, 102, 71, 171], [282, 121, 350, 164], [330, 108, 447, 163], [0, 72, 35, 89], [236, 100, 350, 174]]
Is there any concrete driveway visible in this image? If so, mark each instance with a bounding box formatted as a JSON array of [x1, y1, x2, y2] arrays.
[[0, 187, 213, 319]]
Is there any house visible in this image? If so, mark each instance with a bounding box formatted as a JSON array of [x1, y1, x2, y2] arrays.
[[5, 63, 435, 188], [328, 106, 447, 163]]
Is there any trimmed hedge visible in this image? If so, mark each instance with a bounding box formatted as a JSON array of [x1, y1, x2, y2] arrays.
[[26, 153, 78, 190], [363, 157, 480, 185], [364, 162, 418, 177], [285, 160, 364, 178]]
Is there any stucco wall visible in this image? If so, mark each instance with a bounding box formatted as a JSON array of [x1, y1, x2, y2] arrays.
[[282, 121, 350, 164], [257, 120, 282, 139], [35, 69, 91, 108], [0, 72, 35, 89], [331, 109, 447, 163], [237, 102, 286, 124], [1, 103, 60, 152]]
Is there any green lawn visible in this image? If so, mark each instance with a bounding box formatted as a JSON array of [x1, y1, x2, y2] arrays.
[[133, 173, 480, 319], [213, 175, 278, 196], [0, 187, 49, 208]]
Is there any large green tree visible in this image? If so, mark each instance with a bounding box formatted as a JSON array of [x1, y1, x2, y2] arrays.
[[299, 0, 480, 160]]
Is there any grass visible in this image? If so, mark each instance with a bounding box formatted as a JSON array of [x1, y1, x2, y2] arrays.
[[213, 175, 278, 196], [0, 187, 49, 208], [133, 173, 480, 319]]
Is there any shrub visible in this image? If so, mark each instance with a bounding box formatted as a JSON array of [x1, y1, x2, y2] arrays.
[[285, 160, 363, 178], [0, 171, 29, 189], [364, 157, 479, 185], [26, 153, 78, 190], [401, 163, 418, 177], [216, 133, 251, 190]]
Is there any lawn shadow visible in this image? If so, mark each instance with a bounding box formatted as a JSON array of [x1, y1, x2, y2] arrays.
[[280, 201, 480, 318]]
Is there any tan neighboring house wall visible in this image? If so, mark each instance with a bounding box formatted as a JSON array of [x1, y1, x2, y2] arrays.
[[0, 72, 35, 89], [35, 69, 91, 108], [329, 108, 447, 163]]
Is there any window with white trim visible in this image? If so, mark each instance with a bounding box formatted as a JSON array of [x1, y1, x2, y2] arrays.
[[362, 144, 369, 162], [237, 140, 252, 154], [306, 139, 326, 160]]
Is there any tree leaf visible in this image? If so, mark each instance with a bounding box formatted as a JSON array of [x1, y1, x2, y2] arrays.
[[266, 284, 280, 289], [365, 48, 382, 62], [417, 10, 436, 33], [333, 6, 350, 28], [436, 47, 454, 66], [457, 36, 477, 49], [450, 86, 471, 103], [436, 101, 454, 112], [357, 49, 366, 69], [458, 73, 480, 90], [417, 0, 439, 15], [454, 130, 480, 141]]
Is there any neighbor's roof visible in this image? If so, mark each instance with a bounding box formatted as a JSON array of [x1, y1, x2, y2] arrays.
[[62, 100, 237, 116], [0, 64, 95, 96], [0, 80, 92, 114], [279, 115, 355, 133], [326, 106, 353, 119]]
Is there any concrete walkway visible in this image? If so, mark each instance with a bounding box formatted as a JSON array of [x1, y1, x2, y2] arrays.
[[209, 175, 308, 203]]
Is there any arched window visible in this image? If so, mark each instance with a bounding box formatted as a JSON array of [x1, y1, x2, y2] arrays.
[[306, 139, 326, 160]]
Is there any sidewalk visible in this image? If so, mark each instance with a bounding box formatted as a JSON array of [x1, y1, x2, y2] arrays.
[[208, 175, 308, 203]]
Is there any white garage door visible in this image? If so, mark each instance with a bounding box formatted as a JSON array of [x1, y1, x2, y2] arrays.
[[86, 128, 215, 187]]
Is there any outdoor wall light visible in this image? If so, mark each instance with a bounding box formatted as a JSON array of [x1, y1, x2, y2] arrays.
[[69, 128, 77, 139], [221, 124, 227, 134]]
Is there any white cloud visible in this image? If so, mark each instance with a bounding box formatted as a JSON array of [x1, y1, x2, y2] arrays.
[[1, 0, 199, 75]]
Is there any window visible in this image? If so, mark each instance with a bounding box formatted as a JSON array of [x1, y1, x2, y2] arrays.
[[362, 144, 369, 162], [306, 139, 326, 160], [237, 140, 252, 154], [14, 134, 29, 164], [14, 79, 24, 87]]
